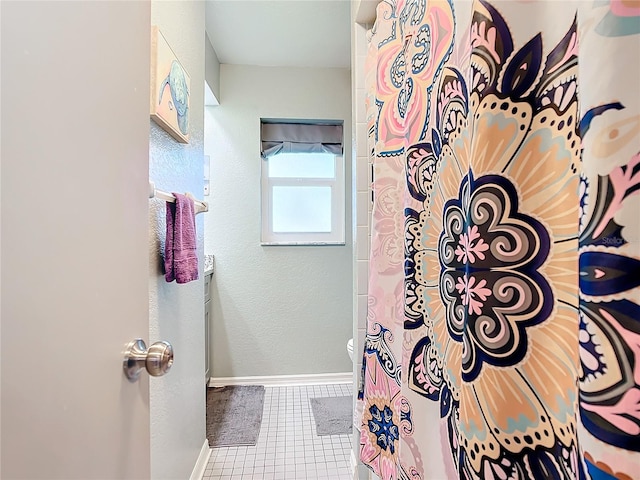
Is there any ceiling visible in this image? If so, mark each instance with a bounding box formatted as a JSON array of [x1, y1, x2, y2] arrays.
[[205, 0, 352, 68]]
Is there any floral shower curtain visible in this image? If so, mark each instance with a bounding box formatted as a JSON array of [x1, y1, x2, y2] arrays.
[[358, 1, 640, 479]]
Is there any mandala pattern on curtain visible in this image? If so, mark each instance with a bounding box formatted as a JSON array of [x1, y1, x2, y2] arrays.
[[358, 1, 640, 479]]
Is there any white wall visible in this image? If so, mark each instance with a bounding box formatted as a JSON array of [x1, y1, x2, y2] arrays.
[[204, 65, 353, 378], [149, 2, 206, 479], [205, 34, 221, 103], [351, 2, 377, 478]]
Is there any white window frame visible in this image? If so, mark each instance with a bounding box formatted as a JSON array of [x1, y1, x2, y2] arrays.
[[261, 153, 345, 245]]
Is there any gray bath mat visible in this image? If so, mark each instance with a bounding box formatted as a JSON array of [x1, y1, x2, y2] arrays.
[[310, 395, 353, 436], [206, 385, 265, 447]]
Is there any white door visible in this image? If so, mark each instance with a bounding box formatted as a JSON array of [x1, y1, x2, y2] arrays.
[[2, 2, 154, 478]]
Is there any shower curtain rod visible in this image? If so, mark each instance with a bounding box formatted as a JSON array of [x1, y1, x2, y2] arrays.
[[149, 180, 209, 214]]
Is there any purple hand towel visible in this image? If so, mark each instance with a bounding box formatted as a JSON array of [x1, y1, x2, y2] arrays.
[[164, 193, 199, 284]]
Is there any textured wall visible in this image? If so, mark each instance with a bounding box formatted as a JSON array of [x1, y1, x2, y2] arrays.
[[205, 34, 221, 102], [204, 64, 353, 378], [149, 2, 206, 479]]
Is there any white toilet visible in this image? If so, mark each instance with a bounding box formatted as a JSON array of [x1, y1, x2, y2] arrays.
[[347, 338, 354, 361]]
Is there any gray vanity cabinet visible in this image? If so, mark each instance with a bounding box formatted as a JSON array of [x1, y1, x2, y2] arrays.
[[204, 272, 212, 382]]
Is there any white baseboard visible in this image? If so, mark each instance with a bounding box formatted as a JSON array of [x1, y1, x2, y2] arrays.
[[189, 439, 211, 480], [209, 372, 352, 387]]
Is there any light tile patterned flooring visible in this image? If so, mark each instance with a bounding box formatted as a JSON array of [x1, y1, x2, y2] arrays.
[[203, 383, 353, 480]]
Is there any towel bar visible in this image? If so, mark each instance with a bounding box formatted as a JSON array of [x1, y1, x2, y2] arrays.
[[149, 181, 208, 214]]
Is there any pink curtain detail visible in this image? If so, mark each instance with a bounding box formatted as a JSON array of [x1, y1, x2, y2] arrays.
[[358, 1, 640, 479]]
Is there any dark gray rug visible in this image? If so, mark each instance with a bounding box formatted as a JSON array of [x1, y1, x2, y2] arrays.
[[310, 396, 353, 436], [206, 385, 265, 447]]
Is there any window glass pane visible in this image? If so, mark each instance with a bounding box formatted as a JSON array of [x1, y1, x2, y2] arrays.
[[268, 153, 335, 178], [272, 186, 332, 233]]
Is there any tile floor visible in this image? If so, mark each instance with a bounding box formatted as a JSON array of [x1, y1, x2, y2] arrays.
[[203, 383, 354, 480]]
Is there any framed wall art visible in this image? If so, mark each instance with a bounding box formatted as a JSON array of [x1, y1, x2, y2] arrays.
[[150, 26, 190, 143]]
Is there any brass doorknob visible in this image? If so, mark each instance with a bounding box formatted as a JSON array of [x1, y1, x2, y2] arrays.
[[123, 339, 174, 381]]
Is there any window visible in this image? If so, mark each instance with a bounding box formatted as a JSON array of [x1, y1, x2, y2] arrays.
[[260, 120, 345, 245]]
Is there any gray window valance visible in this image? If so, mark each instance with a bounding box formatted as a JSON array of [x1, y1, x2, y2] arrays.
[[260, 121, 343, 158]]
